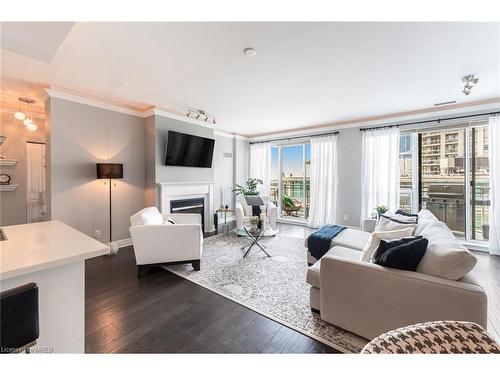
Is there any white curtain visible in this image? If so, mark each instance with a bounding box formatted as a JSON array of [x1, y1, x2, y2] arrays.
[[249, 142, 271, 196], [308, 134, 338, 228], [488, 116, 500, 255], [361, 127, 400, 219]]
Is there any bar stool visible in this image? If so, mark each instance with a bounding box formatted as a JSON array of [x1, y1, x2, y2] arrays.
[[0, 282, 39, 354]]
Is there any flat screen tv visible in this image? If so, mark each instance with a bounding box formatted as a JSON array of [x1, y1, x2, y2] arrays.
[[164, 130, 215, 168]]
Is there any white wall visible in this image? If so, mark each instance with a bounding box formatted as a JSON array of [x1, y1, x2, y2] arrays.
[[46, 97, 145, 241], [335, 127, 363, 227]]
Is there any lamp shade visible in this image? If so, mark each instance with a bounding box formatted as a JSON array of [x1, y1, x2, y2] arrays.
[[96, 163, 123, 179]]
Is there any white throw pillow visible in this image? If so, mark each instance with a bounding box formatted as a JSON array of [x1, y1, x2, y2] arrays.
[[418, 209, 438, 221], [140, 207, 163, 225], [389, 212, 418, 223], [415, 218, 436, 236], [416, 221, 477, 280], [360, 227, 416, 262], [376, 215, 417, 233]]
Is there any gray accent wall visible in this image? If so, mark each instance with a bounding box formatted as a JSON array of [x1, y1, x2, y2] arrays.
[[46, 97, 145, 241], [0, 111, 46, 226], [143, 113, 249, 215], [154, 115, 214, 184], [213, 133, 234, 210]]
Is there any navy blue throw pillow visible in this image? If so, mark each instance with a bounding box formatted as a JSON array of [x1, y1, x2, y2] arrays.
[[373, 238, 428, 272], [373, 236, 422, 261]]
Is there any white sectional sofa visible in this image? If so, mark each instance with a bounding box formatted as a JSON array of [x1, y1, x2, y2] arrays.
[[305, 210, 488, 340]]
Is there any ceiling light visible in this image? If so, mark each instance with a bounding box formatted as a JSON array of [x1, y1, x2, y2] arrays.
[[461, 74, 479, 96], [26, 122, 38, 132], [24, 118, 34, 126], [186, 109, 216, 125], [243, 48, 257, 56], [14, 111, 26, 120]]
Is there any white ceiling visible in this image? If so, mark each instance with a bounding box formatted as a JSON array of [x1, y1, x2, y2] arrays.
[[1, 22, 74, 63], [1, 22, 499, 136]]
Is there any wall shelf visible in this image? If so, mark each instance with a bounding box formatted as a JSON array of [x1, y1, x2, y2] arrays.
[[0, 185, 19, 192], [0, 159, 18, 166]]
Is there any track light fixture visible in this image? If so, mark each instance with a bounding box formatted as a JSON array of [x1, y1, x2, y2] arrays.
[[186, 109, 216, 125], [461, 74, 479, 96]]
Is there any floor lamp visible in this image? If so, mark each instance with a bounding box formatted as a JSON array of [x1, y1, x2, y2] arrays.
[[96, 163, 123, 254]]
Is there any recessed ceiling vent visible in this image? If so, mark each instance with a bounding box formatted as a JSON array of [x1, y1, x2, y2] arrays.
[[434, 100, 457, 107]]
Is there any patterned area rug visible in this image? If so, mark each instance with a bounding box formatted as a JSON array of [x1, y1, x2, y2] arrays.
[[165, 232, 368, 353]]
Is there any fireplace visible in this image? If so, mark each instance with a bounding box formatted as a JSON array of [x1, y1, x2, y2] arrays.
[[170, 197, 205, 231], [158, 182, 215, 233]]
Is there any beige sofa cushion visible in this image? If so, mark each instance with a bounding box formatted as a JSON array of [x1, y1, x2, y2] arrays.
[[417, 221, 477, 280], [330, 229, 371, 251], [306, 246, 359, 288], [304, 228, 370, 255]]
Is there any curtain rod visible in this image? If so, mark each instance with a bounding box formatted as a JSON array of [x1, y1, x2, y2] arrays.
[[249, 130, 339, 145], [359, 111, 500, 132]]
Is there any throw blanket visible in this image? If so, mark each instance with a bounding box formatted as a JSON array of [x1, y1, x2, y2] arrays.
[[307, 225, 347, 260]]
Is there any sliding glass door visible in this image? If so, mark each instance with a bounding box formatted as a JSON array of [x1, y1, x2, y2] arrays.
[[270, 142, 311, 222], [419, 128, 466, 238], [470, 124, 490, 241], [399, 121, 490, 243]]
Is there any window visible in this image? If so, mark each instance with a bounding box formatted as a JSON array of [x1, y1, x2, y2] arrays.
[[420, 128, 466, 238], [269, 142, 311, 222], [400, 121, 490, 242], [399, 132, 413, 212], [470, 125, 490, 241]]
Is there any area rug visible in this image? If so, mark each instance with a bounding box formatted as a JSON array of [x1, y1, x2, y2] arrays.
[[165, 232, 369, 353]]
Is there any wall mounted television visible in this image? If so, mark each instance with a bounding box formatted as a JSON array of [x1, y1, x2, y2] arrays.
[[164, 130, 215, 168]]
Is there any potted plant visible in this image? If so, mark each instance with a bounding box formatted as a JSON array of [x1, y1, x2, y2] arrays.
[[375, 205, 389, 218], [232, 178, 263, 196]]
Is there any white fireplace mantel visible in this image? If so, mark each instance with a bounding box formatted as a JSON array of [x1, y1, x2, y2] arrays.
[[157, 182, 215, 233]]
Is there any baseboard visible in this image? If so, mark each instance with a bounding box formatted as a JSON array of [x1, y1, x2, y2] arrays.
[[113, 237, 132, 249]]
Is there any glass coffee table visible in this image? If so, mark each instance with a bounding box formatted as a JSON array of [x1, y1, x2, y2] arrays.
[[232, 226, 279, 258]]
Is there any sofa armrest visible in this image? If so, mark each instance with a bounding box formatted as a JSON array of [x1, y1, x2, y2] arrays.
[[319, 255, 487, 339], [162, 213, 202, 224], [130, 224, 202, 265]]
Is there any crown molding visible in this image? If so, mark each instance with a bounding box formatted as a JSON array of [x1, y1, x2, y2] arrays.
[[214, 129, 249, 140], [248, 98, 500, 141], [42, 88, 253, 138], [147, 107, 217, 129], [45, 88, 146, 117]]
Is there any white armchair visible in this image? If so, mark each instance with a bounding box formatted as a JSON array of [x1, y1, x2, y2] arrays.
[[129, 207, 203, 277], [235, 195, 277, 230]]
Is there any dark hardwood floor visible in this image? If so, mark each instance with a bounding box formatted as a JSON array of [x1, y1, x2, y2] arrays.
[[85, 222, 500, 353], [85, 223, 336, 353]]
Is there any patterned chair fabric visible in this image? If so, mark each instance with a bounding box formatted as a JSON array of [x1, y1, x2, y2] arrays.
[[361, 321, 500, 354]]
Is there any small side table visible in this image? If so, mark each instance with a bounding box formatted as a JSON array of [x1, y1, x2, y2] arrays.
[[362, 217, 377, 233], [216, 208, 233, 235]]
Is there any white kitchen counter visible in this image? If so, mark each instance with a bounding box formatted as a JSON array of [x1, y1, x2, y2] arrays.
[[0, 220, 110, 353]]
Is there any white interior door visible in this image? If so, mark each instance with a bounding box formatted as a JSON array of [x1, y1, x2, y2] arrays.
[[26, 142, 47, 223]]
